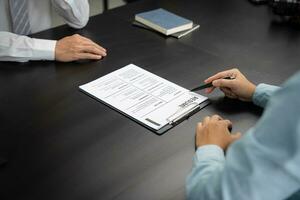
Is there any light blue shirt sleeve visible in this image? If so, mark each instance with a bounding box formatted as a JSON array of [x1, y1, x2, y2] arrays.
[[187, 145, 225, 200], [252, 83, 280, 108], [186, 72, 300, 200]]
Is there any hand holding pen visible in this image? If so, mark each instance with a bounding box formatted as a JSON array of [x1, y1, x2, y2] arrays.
[[192, 68, 256, 102], [192, 68, 255, 150]]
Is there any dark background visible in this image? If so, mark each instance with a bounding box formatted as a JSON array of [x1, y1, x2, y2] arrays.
[[0, 0, 299, 199]]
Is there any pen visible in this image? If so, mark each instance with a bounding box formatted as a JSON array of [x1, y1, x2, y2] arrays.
[[190, 77, 234, 92]]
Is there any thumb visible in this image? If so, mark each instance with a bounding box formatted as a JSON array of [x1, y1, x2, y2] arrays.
[[230, 132, 242, 142], [212, 79, 235, 88]]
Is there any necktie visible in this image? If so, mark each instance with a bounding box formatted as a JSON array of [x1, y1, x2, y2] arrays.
[[9, 0, 31, 35]]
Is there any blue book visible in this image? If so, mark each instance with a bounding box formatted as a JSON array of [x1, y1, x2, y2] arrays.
[[135, 8, 193, 35], [133, 21, 200, 39]]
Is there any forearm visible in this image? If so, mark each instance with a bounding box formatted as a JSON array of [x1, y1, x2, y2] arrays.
[[252, 83, 280, 108], [0, 32, 56, 62], [187, 77, 300, 199], [51, 0, 90, 29]]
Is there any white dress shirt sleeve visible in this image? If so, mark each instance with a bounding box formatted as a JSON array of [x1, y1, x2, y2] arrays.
[[0, 31, 56, 62], [0, 0, 89, 62], [51, 0, 90, 29]]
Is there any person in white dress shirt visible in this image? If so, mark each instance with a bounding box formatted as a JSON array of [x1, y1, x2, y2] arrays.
[[0, 0, 107, 62]]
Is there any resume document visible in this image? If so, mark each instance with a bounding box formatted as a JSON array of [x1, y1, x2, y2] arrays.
[[79, 64, 208, 131]]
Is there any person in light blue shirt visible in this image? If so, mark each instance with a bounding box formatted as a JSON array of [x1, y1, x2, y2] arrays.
[[186, 68, 300, 200]]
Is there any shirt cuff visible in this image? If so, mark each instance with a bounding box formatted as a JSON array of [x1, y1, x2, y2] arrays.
[[194, 145, 225, 166], [252, 83, 280, 108], [31, 38, 57, 61]]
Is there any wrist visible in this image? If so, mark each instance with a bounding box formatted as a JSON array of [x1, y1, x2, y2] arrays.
[[197, 141, 227, 150], [54, 40, 60, 61], [196, 144, 224, 153], [248, 83, 256, 101]]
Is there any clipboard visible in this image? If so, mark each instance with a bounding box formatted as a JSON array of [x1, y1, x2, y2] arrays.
[[153, 98, 210, 134], [80, 88, 209, 135], [79, 64, 209, 135]]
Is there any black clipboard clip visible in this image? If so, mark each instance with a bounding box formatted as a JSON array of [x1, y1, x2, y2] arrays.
[[166, 102, 200, 124], [155, 95, 210, 135]]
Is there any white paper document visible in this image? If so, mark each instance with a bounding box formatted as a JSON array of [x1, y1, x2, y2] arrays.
[[79, 64, 208, 132]]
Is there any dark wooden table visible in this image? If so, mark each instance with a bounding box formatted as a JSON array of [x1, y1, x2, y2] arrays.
[[1, 0, 300, 199]]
